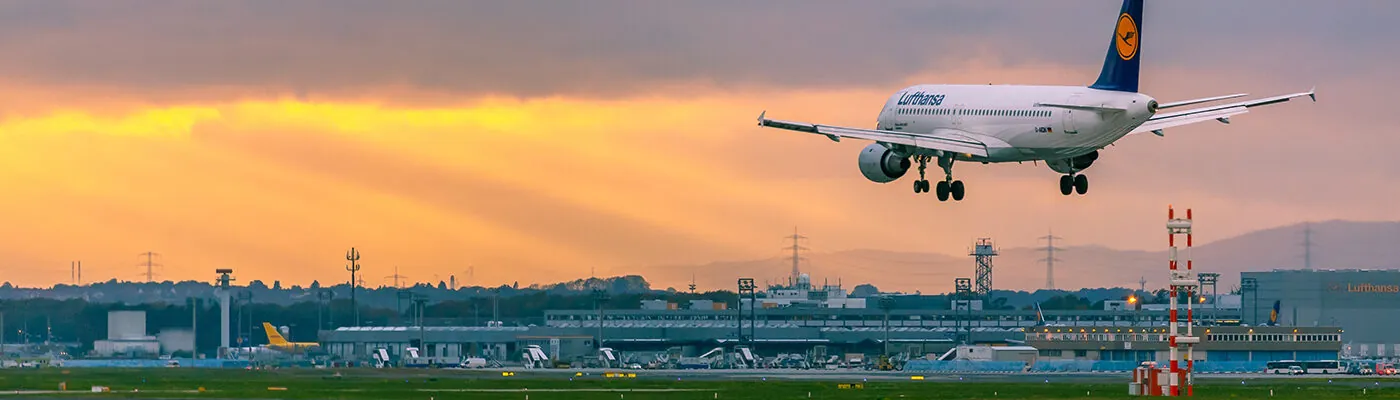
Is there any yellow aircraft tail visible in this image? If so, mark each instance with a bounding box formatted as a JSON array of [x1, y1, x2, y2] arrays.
[[262, 322, 288, 345]]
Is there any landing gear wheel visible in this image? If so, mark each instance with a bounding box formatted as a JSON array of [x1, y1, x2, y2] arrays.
[[914, 156, 929, 194], [935, 180, 951, 202], [950, 180, 965, 201], [1059, 175, 1073, 196], [1073, 174, 1088, 195]]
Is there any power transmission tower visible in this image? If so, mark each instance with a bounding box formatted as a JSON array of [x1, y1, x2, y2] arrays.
[[386, 266, 409, 289], [1139, 276, 1147, 294], [138, 252, 162, 282], [1038, 230, 1064, 290], [1301, 223, 1314, 270], [689, 273, 697, 294], [784, 227, 808, 287]]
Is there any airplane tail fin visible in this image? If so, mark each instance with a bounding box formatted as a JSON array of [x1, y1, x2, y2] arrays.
[[1269, 300, 1280, 326], [262, 322, 288, 345], [1089, 0, 1144, 93]]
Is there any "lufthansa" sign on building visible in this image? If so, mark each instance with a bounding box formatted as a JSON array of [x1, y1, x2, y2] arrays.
[[1329, 283, 1400, 293]]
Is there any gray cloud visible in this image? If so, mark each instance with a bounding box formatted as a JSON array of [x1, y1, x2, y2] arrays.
[[0, 0, 1392, 98]]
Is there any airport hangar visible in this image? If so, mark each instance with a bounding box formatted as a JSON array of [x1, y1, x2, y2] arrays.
[[1241, 269, 1400, 359], [317, 271, 1400, 365]]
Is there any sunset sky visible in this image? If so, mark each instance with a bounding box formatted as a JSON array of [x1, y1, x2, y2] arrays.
[[0, 0, 1396, 290]]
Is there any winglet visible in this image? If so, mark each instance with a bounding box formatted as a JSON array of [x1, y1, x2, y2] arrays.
[[1307, 86, 1316, 102], [757, 110, 767, 126]]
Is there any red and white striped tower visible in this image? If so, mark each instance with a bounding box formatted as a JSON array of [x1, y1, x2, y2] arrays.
[[1166, 206, 1200, 396]]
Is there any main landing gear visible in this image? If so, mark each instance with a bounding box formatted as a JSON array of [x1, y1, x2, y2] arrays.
[[1059, 174, 1088, 196], [912, 155, 964, 202]]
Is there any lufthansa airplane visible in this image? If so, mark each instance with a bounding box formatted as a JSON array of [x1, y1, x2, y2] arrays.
[[757, 0, 1314, 201]]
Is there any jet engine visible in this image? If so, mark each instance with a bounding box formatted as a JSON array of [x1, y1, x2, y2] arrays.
[[1046, 150, 1099, 174], [857, 143, 910, 183]]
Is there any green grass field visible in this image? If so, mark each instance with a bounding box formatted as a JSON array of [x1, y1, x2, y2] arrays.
[[0, 368, 1394, 399]]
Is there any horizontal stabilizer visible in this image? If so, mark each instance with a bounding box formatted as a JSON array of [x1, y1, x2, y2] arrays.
[[1157, 93, 1248, 109], [1128, 88, 1315, 136]]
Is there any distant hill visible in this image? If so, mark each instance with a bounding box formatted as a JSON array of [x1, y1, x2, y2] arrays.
[[648, 220, 1400, 293]]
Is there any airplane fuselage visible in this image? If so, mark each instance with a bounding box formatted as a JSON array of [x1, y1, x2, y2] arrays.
[[875, 84, 1157, 163], [754, 0, 1313, 201]]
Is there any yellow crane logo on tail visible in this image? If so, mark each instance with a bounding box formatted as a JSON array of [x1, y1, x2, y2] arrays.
[[1115, 13, 1139, 60]]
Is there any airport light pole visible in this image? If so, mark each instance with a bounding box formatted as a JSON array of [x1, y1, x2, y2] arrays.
[[879, 296, 895, 357], [317, 289, 335, 330], [593, 289, 610, 350], [1241, 278, 1259, 325], [188, 297, 199, 357], [397, 289, 415, 325], [737, 278, 756, 346], [954, 278, 972, 344], [236, 291, 254, 347], [413, 293, 428, 357]]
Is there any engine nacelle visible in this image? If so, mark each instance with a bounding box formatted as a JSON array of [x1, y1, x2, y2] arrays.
[[1046, 150, 1099, 174], [857, 143, 910, 183]]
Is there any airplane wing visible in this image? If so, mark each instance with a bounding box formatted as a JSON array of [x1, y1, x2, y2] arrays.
[[1035, 102, 1127, 113], [757, 112, 989, 157], [1129, 88, 1315, 136]]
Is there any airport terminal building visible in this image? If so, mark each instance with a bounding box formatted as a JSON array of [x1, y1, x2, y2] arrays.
[[315, 270, 1388, 367], [320, 305, 1341, 366], [1241, 269, 1400, 358]]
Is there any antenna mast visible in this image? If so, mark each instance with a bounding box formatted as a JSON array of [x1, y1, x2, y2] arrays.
[[1302, 223, 1314, 270]]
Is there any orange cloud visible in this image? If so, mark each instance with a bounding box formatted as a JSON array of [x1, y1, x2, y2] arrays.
[[0, 62, 1393, 292]]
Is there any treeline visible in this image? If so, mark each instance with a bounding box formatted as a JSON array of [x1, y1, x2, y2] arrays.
[[0, 284, 1173, 355], [0, 289, 741, 352], [0, 275, 661, 309]]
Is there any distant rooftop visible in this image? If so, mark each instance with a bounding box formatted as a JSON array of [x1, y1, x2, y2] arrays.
[[334, 326, 527, 332]]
